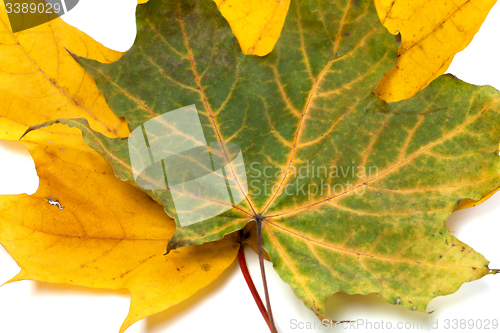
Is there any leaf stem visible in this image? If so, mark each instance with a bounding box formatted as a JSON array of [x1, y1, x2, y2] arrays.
[[237, 245, 272, 331], [256, 218, 278, 333]]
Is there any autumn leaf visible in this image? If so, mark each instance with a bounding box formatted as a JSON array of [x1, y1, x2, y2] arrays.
[[0, 117, 240, 333], [374, 0, 498, 102], [23, 0, 500, 321]]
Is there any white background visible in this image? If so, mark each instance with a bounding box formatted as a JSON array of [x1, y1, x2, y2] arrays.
[[1, 1, 500, 332]]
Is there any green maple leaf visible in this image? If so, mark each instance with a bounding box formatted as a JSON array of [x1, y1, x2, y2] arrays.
[[24, 0, 500, 318]]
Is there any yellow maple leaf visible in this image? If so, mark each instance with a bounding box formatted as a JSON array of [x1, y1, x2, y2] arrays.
[[0, 118, 240, 333], [0, 3, 129, 138], [213, 0, 290, 56], [374, 0, 497, 102]]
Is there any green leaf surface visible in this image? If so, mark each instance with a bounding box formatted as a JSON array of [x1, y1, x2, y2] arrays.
[[25, 0, 500, 319]]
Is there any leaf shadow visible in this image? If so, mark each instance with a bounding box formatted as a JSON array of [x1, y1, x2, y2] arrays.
[[322, 274, 492, 324], [323, 292, 431, 323], [319, 277, 493, 333]]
